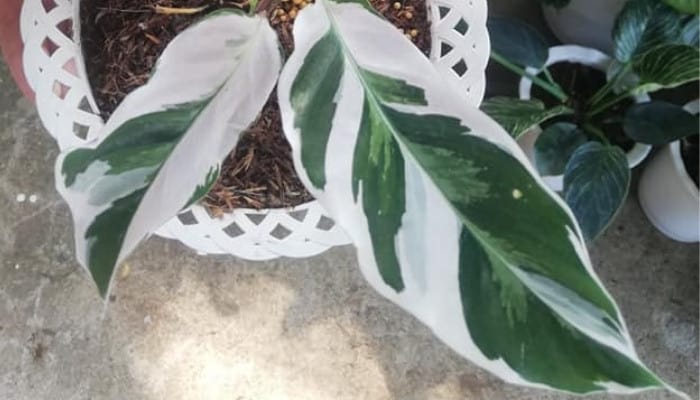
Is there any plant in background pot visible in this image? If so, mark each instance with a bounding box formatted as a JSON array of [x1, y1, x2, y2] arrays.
[[482, 0, 700, 241], [638, 100, 700, 242], [537, 0, 699, 53], [32, 0, 686, 396]]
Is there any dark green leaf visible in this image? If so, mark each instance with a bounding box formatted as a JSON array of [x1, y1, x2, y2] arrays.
[[290, 30, 345, 190], [663, 0, 699, 14], [624, 101, 699, 145], [564, 143, 630, 240], [481, 97, 572, 139], [534, 122, 588, 175], [613, 0, 683, 63], [487, 16, 549, 69]]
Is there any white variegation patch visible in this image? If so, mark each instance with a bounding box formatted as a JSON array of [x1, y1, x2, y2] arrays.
[[57, 11, 281, 296], [279, 0, 675, 395]]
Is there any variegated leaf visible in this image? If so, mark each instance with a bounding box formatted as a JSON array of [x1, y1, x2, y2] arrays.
[[632, 44, 700, 94], [56, 10, 281, 296], [278, 0, 672, 395], [613, 0, 682, 63], [481, 97, 572, 139]]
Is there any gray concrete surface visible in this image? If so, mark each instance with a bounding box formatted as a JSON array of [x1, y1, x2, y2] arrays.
[[1, 2, 698, 398]]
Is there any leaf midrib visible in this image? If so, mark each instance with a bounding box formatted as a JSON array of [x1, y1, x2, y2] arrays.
[[320, 0, 630, 349]]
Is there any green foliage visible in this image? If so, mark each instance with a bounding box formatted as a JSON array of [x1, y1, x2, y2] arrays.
[[534, 122, 588, 176], [486, 2, 699, 238], [480, 98, 572, 139], [487, 16, 549, 69], [663, 0, 700, 14], [624, 101, 700, 145], [563, 142, 631, 240]]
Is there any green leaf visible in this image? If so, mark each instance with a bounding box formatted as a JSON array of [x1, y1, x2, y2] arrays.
[[624, 101, 700, 145], [487, 16, 549, 69], [534, 122, 588, 175], [564, 142, 631, 240], [280, 0, 669, 394], [56, 11, 281, 297], [480, 97, 572, 139], [681, 16, 700, 46], [613, 0, 683, 63], [632, 44, 700, 93], [663, 0, 699, 14]]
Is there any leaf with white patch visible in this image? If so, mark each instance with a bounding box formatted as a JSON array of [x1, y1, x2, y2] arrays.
[[563, 142, 630, 241], [613, 0, 682, 63], [481, 97, 572, 139], [279, 0, 672, 395], [56, 10, 281, 296], [632, 44, 700, 94]]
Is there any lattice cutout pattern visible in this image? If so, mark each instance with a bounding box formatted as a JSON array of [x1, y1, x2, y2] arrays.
[[21, 0, 490, 260]]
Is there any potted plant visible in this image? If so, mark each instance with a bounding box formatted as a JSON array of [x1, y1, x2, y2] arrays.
[[482, 0, 699, 241], [21, 0, 490, 261], [639, 100, 700, 242], [537, 0, 699, 53], [20, 0, 687, 396]]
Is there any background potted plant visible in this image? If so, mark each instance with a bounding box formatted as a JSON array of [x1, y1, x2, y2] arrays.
[[482, 0, 699, 241], [537, 0, 699, 53], [638, 100, 700, 242], [538, 0, 627, 53], [19, 0, 688, 396]]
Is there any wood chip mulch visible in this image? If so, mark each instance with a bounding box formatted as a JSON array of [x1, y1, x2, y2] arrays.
[[81, 0, 431, 215]]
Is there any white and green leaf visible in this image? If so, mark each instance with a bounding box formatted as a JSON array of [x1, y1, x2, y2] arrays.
[[279, 0, 671, 395], [480, 97, 572, 139], [631, 44, 700, 94], [613, 0, 683, 63], [563, 142, 630, 241], [56, 10, 281, 297]]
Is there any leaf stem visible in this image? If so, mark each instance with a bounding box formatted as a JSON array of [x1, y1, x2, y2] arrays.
[[582, 123, 611, 145], [587, 92, 632, 118], [587, 63, 632, 109], [491, 52, 569, 103]]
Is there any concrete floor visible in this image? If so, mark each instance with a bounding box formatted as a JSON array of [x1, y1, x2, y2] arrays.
[[1, 2, 698, 399]]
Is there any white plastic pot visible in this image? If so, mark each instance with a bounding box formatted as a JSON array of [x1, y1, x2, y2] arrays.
[[541, 0, 626, 54], [638, 100, 700, 243], [518, 45, 651, 192], [20, 0, 491, 260]]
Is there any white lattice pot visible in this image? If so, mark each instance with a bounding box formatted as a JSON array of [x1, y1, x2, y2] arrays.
[[20, 0, 490, 260]]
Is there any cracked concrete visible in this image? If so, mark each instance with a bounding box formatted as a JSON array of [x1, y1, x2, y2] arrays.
[[1, 4, 698, 399]]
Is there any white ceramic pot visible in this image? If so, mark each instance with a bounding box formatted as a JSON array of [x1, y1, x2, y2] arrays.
[[518, 45, 651, 192], [638, 100, 700, 243], [541, 0, 626, 54]]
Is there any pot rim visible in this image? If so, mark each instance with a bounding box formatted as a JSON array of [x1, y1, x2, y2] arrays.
[[518, 44, 652, 169]]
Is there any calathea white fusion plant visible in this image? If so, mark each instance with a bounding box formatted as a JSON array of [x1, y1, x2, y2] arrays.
[[56, 0, 683, 396]]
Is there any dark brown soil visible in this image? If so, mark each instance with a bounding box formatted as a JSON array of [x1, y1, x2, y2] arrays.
[[80, 0, 431, 214], [533, 62, 635, 152], [681, 135, 699, 187]]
